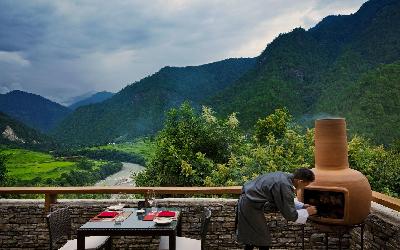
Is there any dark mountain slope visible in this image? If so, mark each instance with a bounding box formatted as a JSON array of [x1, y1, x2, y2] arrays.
[[0, 90, 71, 132], [337, 62, 400, 144]]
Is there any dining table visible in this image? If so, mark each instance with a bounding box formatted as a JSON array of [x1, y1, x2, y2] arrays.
[[77, 207, 182, 250]]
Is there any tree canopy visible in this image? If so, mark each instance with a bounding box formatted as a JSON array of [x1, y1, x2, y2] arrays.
[[135, 103, 399, 198]]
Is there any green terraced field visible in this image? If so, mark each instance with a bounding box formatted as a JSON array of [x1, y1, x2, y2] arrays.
[[1, 148, 78, 181], [0, 140, 151, 185]]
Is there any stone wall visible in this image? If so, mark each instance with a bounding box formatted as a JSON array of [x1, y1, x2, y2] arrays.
[[351, 203, 400, 250], [0, 199, 398, 249]]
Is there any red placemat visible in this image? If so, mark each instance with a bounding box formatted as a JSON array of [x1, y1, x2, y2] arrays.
[[97, 211, 119, 218], [90, 211, 132, 222], [158, 211, 176, 217]]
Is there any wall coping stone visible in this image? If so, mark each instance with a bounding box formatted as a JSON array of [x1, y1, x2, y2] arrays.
[[371, 201, 400, 224], [1, 199, 399, 218]]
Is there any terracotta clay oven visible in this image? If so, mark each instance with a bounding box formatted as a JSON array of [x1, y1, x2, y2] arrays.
[[299, 118, 372, 225]]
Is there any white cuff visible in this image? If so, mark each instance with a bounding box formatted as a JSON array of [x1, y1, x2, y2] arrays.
[[294, 198, 304, 210], [295, 209, 309, 224]]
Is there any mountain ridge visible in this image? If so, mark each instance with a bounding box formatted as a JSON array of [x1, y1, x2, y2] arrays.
[[0, 90, 71, 132], [53, 57, 256, 145]]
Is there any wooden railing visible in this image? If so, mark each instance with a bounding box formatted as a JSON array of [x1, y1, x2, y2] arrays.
[[371, 191, 400, 212], [0, 186, 242, 211], [0, 186, 399, 213]]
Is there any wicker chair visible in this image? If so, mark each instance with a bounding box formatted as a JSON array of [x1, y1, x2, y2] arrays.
[[46, 207, 111, 250], [159, 207, 212, 250]]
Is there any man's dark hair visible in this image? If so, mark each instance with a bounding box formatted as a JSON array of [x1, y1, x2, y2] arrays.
[[293, 168, 315, 182]]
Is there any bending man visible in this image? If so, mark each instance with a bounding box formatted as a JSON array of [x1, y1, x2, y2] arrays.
[[237, 168, 317, 250]]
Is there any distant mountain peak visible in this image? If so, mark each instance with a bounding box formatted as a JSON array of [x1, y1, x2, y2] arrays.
[[68, 91, 114, 110]]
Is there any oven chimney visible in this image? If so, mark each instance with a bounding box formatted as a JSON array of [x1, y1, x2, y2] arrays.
[[315, 118, 348, 170]]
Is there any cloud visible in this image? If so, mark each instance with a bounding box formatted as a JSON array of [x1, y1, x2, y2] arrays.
[[0, 82, 24, 94], [0, 0, 367, 104], [0, 51, 30, 66]]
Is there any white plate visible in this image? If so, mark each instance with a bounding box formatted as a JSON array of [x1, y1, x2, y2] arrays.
[[107, 204, 125, 211], [154, 217, 173, 225]]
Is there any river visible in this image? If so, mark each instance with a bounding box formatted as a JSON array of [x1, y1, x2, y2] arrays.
[[95, 162, 145, 187]]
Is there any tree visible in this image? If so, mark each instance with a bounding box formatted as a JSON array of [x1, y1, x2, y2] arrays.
[[254, 107, 292, 144], [348, 135, 400, 197], [76, 159, 94, 171], [0, 154, 8, 185], [135, 102, 245, 187]]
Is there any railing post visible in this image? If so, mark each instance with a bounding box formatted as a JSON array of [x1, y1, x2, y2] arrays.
[[44, 194, 57, 213]]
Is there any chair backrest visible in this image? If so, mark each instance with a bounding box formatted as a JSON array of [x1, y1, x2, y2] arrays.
[[46, 207, 72, 250], [200, 207, 212, 250]]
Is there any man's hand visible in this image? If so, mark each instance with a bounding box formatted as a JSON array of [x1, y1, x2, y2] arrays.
[[306, 206, 317, 215], [303, 204, 311, 209]]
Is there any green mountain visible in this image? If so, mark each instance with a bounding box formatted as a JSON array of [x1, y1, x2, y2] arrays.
[[0, 112, 54, 149], [53, 58, 256, 145], [210, 0, 400, 145], [0, 90, 71, 132], [69, 91, 114, 110]]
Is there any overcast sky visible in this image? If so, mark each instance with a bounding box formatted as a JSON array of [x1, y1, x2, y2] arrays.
[[0, 0, 366, 105]]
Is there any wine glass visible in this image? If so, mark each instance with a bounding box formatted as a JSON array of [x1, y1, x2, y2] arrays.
[[114, 215, 124, 225], [118, 192, 128, 208], [149, 190, 157, 213]]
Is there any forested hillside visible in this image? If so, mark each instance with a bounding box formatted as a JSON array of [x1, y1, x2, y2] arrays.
[[0, 112, 54, 150], [334, 63, 400, 144], [53, 58, 256, 145], [0, 90, 71, 132], [210, 0, 400, 145]]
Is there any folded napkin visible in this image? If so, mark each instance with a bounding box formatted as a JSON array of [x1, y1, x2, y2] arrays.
[[158, 211, 176, 217], [143, 212, 157, 221], [97, 211, 119, 218]]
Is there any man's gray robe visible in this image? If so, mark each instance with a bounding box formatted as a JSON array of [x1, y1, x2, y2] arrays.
[[237, 171, 299, 246]]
